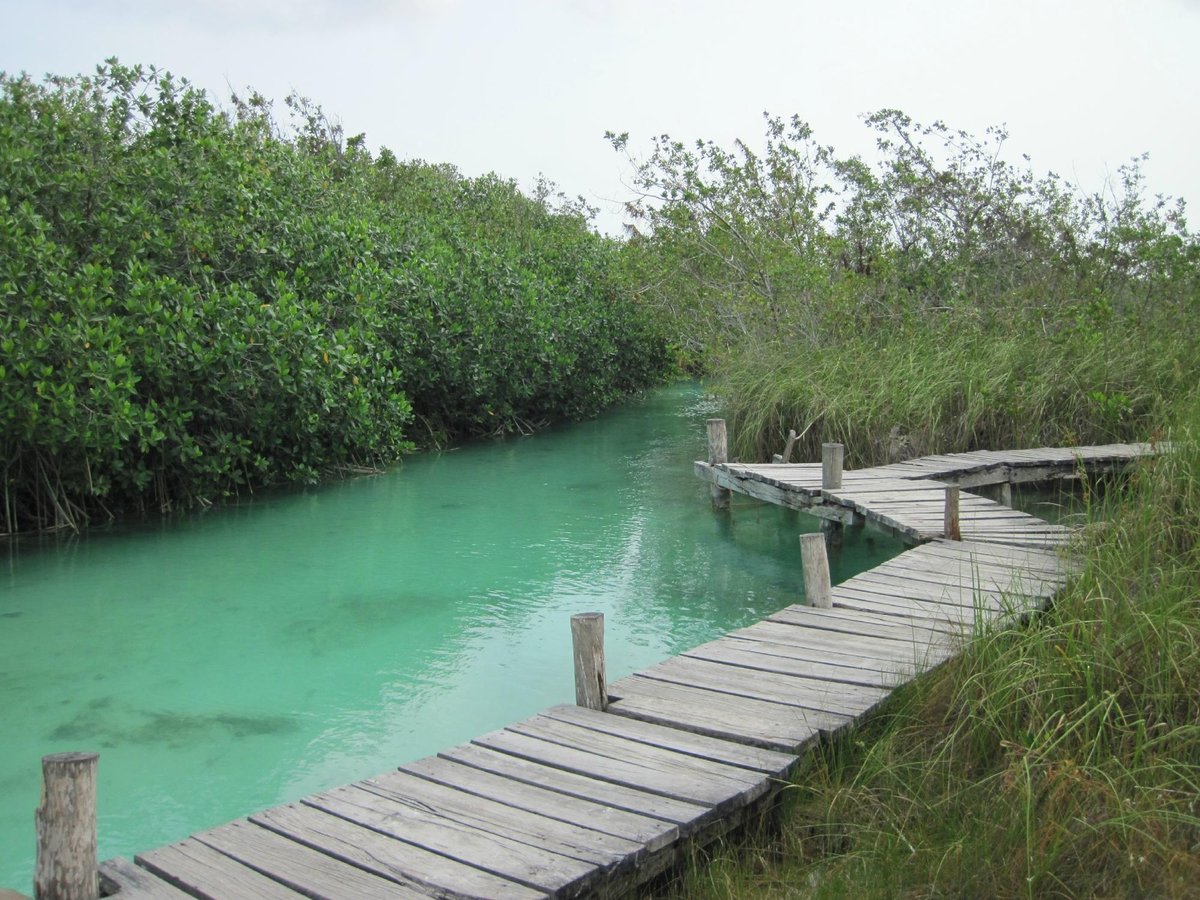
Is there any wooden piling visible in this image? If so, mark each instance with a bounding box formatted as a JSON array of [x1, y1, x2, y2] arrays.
[[571, 613, 607, 711], [35, 752, 98, 900], [707, 419, 731, 509], [821, 443, 844, 490], [944, 485, 962, 541], [781, 429, 799, 464], [999, 481, 1013, 508], [799, 533, 832, 608]]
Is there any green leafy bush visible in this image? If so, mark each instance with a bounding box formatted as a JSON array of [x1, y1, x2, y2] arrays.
[[0, 62, 668, 533], [612, 112, 1199, 458]]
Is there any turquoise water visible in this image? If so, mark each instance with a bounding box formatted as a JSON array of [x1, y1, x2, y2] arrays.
[[0, 383, 904, 891]]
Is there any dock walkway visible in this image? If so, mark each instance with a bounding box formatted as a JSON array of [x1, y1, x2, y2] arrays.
[[91, 442, 1153, 899]]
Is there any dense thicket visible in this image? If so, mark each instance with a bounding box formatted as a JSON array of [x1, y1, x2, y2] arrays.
[[0, 62, 668, 533], [613, 112, 1199, 461]]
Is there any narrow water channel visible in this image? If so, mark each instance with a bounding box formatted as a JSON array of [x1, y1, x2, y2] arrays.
[[0, 382, 906, 891]]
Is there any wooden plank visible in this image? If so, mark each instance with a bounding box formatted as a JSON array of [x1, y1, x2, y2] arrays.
[[730, 620, 954, 665], [98, 857, 195, 900], [876, 543, 1061, 571], [682, 639, 907, 687], [439, 743, 708, 825], [470, 726, 764, 811], [634, 655, 891, 718], [193, 819, 429, 900], [504, 718, 770, 796], [606, 677, 835, 750], [848, 568, 1057, 600], [862, 561, 1062, 595], [830, 593, 997, 630], [360, 768, 643, 868], [913, 541, 1068, 574], [537, 705, 797, 775], [766, 604, 966, 639], [401, 753, 680, 851], [878, 545, 1065, 577], [837, 577, 1043, 612], [252, 802, 542, 900], [135, 839, 314, 900], [306, 784, 597, 896]]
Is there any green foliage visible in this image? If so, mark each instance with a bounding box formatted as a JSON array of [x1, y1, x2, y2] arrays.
[[613, 111, 1199, 458], [1, 62, 668, 533]]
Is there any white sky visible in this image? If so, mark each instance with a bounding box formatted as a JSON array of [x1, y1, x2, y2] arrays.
[[3, 0, 1198, 235]]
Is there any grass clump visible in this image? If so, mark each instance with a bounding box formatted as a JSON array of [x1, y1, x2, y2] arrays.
[[653, 412, 1200, 899], [719, 315, 1190, 465]]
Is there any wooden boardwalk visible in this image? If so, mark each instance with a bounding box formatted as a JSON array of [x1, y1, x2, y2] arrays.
[[697, 442, 1156, 547], [91, 443, 1151, 900]]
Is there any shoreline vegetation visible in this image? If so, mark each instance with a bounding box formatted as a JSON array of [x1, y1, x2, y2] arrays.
[[5, 61, 1199, 895], [0, 61, 669, 535]]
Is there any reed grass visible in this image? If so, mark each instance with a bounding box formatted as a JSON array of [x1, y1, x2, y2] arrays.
[[718, 315, 1190, 467]]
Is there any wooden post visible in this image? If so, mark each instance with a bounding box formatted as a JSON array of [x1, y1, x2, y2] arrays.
[[999, 481, 1013, 508], [570, 613, 607, 711], [800, 533, 833, 608], [821, 443, 844, 490], [706, 419, 730, 509], [944, 485, 962, 541], [781, 429, 799, 464], [35, 752, 98, 900]]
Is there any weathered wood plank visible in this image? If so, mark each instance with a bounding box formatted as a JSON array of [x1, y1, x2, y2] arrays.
[[193, 819, 428, 899], [401, 753, 680, 850], [252, 802, 542, 900], [439, 743, 708, 825], [683, 639, 907, 687], [506, 716, 774, 790], [632, 656, 891, 719], [98, 857, 195, 900], [360, 768, 643, 868], [730, 620, 955, 665], [135, 838, 314, 900], [537, 705, 797, 775], [471, 726, 763, 811], [606, 676, 836, 749], [766, 604, 966, 639], [306, 784, 597, 896]]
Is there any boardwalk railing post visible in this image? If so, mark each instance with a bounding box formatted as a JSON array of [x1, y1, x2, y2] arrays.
[[570, 613, 608, 711], [999, 481, 1013, 508], [821, 442, 844, 490], [782, 429, 799, 464], [706, 419, 731, 509], [800, 533, 833, 608], [944, 485, 962, 541], [35, 751, 99, 900]]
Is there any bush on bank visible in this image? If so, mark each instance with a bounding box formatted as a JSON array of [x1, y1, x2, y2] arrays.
[[0, 62, 669, 533], [612, 111, 1199, 461]]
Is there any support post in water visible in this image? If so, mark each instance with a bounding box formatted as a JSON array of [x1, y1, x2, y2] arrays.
[[1000, 481, 1013, 508], [822, 442, 844, 490], [35, 751, 98, 900], [707, 419, 731, 509], [570, 612, 607, 711], [800, 533, 833, 608], [944, 485, 962, 541]]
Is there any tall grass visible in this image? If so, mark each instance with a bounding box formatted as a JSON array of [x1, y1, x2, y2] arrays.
[[655, 406, 1200, 898], [719, 314, 1190, 465]]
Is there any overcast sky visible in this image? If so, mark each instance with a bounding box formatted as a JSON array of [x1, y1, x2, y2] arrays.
[[3, 0, 1197, 234]]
